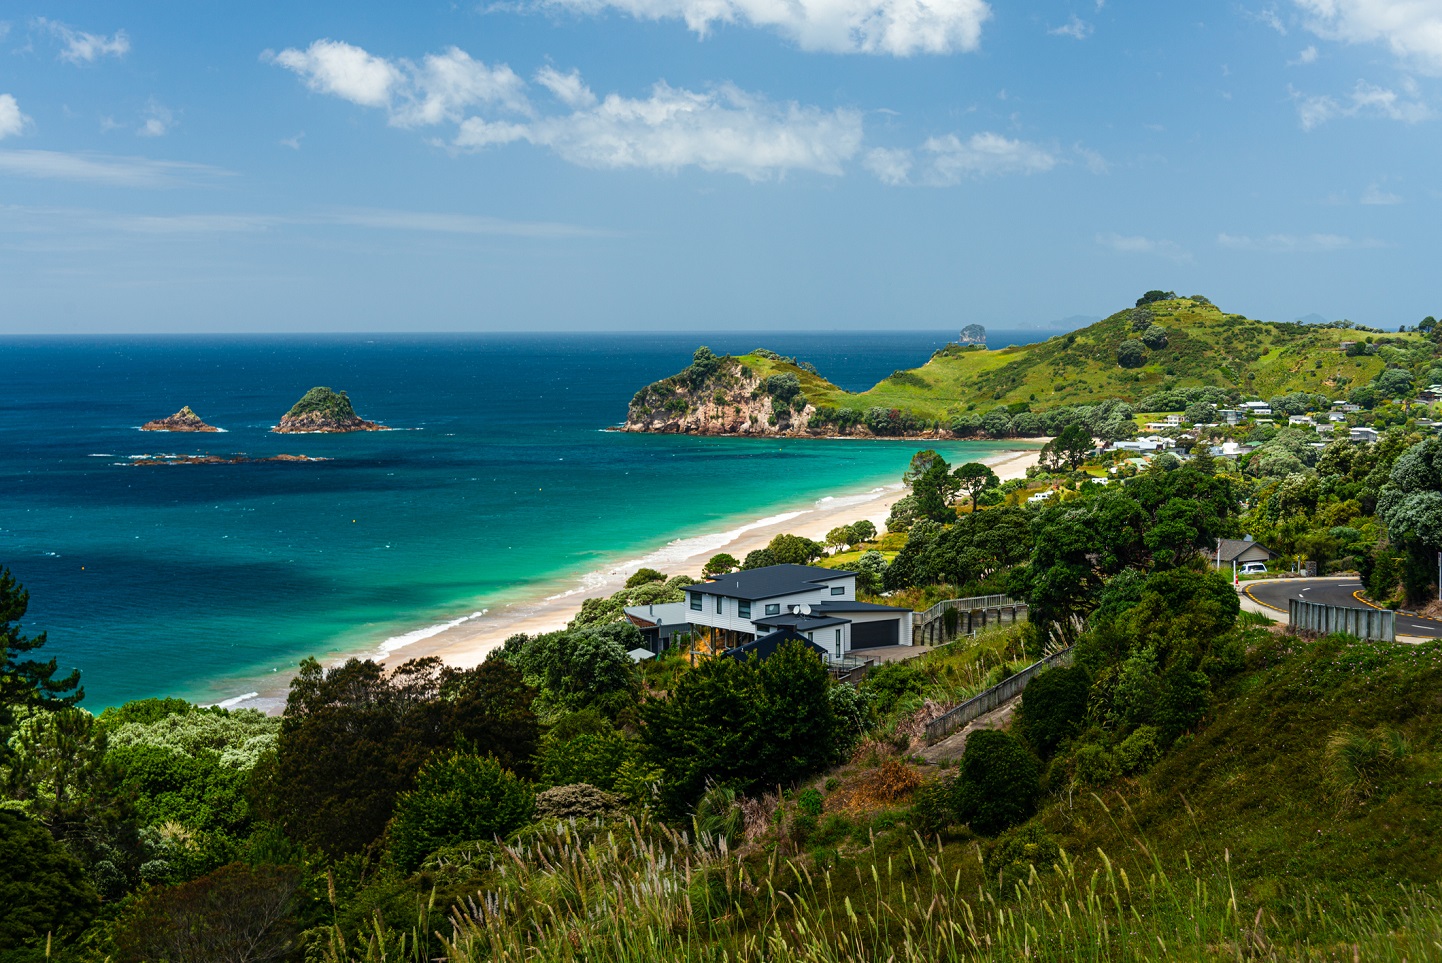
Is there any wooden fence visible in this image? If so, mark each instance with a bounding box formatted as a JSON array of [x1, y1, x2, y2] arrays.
[[923, 647, 1074, 745]]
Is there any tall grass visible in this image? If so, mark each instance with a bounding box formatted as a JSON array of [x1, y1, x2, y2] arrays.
[[317, 815, 1442, 962]]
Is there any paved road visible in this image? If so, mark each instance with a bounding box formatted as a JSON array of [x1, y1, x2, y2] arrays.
[[1242, 577, 1442, 639]]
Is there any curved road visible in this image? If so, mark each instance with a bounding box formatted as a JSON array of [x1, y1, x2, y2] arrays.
[[1242, 576, 1442, 640]]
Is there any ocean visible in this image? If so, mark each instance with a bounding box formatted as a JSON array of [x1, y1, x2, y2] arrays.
[[0, 331, 1051, 709]]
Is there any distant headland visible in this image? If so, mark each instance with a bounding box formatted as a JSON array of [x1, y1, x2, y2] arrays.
[[140, 406, 220, 432], [272, 387, 390, 433]]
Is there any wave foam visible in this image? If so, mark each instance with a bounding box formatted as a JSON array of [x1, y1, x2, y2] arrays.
[[213, 691, 259, 709], [376, 610, 488, 656]]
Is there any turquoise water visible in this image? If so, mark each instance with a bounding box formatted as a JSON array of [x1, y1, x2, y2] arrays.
[[0, 333, 1036, 709]]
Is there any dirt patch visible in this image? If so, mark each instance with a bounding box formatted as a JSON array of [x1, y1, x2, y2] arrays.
[[914, 700, 1017, 765]]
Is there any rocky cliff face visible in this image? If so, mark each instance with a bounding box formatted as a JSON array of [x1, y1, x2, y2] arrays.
[[141, 406, 220, 432], [272, 387, 389, 433]]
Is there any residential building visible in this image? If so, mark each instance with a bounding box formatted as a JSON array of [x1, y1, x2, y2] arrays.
[[1350, 426, 1380, 444], [654, 564, 914, 662], [1212, 536, 1276, 572], [1240, 401, 1273, 415], [1288, 414, 1314, 426], [1216, 408, 1245, 426]]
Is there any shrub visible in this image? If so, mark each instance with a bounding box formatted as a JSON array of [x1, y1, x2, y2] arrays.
[[908, 777, 955, 838], [1324, 725, 1409, 810], [1117, 339, 1147, 369], [1115, 725, 1161, 775], [953, 730, 1041, 836], [538, 730, 633, 791], [1018, 665, 1091, 759], [861, 661, 928, 716], [535, 783, 623, 820], [625, 568, 667, 588], [1140, 325, 1169, 350], [983, 822, 1062, 889], [795, 787, 824, 817], [389, 753, 535, 871], [1072, 742, 1117, 787]]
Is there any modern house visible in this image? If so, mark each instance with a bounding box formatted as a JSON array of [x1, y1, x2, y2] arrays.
[[1350, 426, 1380, 444], [1240, 401, 1273, 416], [1212, 536, 1276, 572], [646, 563, 914, 662]]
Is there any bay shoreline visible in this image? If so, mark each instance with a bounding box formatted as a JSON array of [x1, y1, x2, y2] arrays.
[[232, 444, 1043, 713]]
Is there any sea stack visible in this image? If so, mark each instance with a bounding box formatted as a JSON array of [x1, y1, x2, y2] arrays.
[[272, 387, 389, 433], [140, 406, 221, 432]]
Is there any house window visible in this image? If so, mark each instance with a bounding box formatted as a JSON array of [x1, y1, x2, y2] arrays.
[[835, 629, 842, 658], [831, 586, 845, 596], [739, 600, 751, 619], [765, 603, 780, 616], [690, 593, 702, 612], [716, 596, 724, 615]]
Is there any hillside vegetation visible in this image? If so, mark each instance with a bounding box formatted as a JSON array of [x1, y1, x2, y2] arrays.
[[625, 296, 1423, 436]]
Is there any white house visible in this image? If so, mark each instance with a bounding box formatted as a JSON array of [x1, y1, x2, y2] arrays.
[[1351, 426, 1380, 444], [656, 564, 914, 662], [1241, 401, 1273, 415], [1288, 414, 1315, 426]]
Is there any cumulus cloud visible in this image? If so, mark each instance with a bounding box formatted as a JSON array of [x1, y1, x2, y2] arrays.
[[271, 40, 863, 179], [1360, 182, 1401, 204], [1290, 44, 1320, 64], [1049, 15, 1093, 39], [1291, 79, 1430, 128], [0, 94, 32, 140], [1217, 231, 1385, 252], [867, 132, 1057, 186], [1096, 233, 1192, 262], [138, 101, 176, 137], [34, 18, 130, 63], [1293, 0, 1442, 73], [535, 0, 992, 55]]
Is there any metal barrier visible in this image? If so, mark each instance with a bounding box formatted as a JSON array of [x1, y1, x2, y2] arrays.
[[924, 647, 1074, 745], [1288, 598, 1395, 642]]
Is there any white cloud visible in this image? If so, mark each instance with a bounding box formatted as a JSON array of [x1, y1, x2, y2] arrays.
[[484, 82, 864, 179], [1290, 44, 1320, 64], [280, 131, 305, 149], [1293, 0, 1442, 73], [1074, 143, 1109, 173], [1291, 79, 1430, 128], [0, 149, 232, 187], [267, 41, 528, 126], [1360, 182, 1401, 204], [0, 94, 32, 139], [272, 41, 863, 179], [868, 132, 1068, 186], [535, 0, 992, 55], [1049, 15, 1092, 39], [1096, 233, 1192, 262], [138, 101, 175, 137], [1217, 231, 1385, 251], [35, 18, 130, 64]]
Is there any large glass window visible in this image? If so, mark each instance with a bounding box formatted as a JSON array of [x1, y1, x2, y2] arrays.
[[831, 586, 845, 596], [765, 603, 780, 616], [690, 593, 702, 612], [739, 600, 751, 619]]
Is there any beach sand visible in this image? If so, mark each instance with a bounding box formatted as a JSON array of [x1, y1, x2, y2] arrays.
[[382, 445, 1044, 672]]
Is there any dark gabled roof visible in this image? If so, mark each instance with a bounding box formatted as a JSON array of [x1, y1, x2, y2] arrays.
[[1213, 538, 1276, 562], [751, 614, 851, 632], [685, 564, 855, 601], [810, 600, 913, 614], [724, 629, 828, 662]]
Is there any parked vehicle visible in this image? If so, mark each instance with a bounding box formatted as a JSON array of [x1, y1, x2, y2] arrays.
[[1240, 562, 1268, 575]]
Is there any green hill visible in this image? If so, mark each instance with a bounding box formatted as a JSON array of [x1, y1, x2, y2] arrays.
[[624, 296, 1424, 436]]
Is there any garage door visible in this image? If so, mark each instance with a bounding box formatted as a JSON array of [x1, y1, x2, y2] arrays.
[[850, 619, 899, 649]]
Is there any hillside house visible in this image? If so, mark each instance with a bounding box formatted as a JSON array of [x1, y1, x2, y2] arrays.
[[1212, 536, 1276, 572], [636, 564, 914, 662]]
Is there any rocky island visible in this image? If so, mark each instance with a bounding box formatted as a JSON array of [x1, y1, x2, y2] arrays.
[[125, 453, 330, 466], [272, 387, 389, 433], [140, 406, 221, 432]]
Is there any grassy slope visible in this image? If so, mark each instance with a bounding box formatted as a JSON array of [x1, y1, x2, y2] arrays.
[[1043, 634, 1442, 900], [731, 298, 1415, 420]]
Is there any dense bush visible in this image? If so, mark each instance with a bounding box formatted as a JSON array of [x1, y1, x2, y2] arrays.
[[1018, 665, 1090, 759], [952, 730, 1041, 836], [983, 822, 1061, 888], [1116, 339, 1146, 369], [389, 752, 535, 871], [535, 783, 623, 820], [0, 810, 98, 954], [1140, 325, 1169, 350], [861, 660, 928, 715], [907, 777, 956, 838]]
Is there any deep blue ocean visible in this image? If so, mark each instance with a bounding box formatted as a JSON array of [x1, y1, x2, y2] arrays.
[[0, 331, 1048, 709]]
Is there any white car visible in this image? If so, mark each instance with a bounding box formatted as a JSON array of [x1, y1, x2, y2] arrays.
[[1240, 562, 1268, 575]]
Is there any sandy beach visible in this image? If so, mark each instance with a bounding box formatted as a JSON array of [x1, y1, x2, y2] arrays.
[[370, 444, 1044, 673]]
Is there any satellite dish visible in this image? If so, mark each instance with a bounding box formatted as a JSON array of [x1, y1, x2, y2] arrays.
[[800, 604, 812, 617]]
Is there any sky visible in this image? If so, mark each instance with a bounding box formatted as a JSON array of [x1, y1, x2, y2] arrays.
[[0, 1, 1439, 333]]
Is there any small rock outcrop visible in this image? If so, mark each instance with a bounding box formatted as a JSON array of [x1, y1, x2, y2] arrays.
[[272, 387, 388, 433], [141, 406, 220, 432]]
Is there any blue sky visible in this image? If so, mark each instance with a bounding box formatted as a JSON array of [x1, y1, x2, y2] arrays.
[[0, 1, 1439, 333]]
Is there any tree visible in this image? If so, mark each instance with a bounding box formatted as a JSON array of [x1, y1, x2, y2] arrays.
[[1136, 290, 1176, 306], [954, 462, 1000, 511], [741, 548, 777, 570], [1116, 339, 1147, 369], [513, 623, 639, 709], [903, 450, 943, 488], [850, 519, 877, 543], [913, 458, 961, 522], [951, 730, 1040, 836], [766, 533, 825, 565], [1018, 665, 1090, 759], [1374, 367, 1415, 399], [389, 752, 535, 871], [1042, 424, 1093, 471], [112, 862, 300, 963], [1376, 438, 1442, 604], [1140, 325, 1169, 350], [752, 641, 841, 789], [826, 526, 854, 553], [0, 567, 82, 747], [625, 568, 667, 588], [702, 553, 739, 577], [0, 809, 98, 953]]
